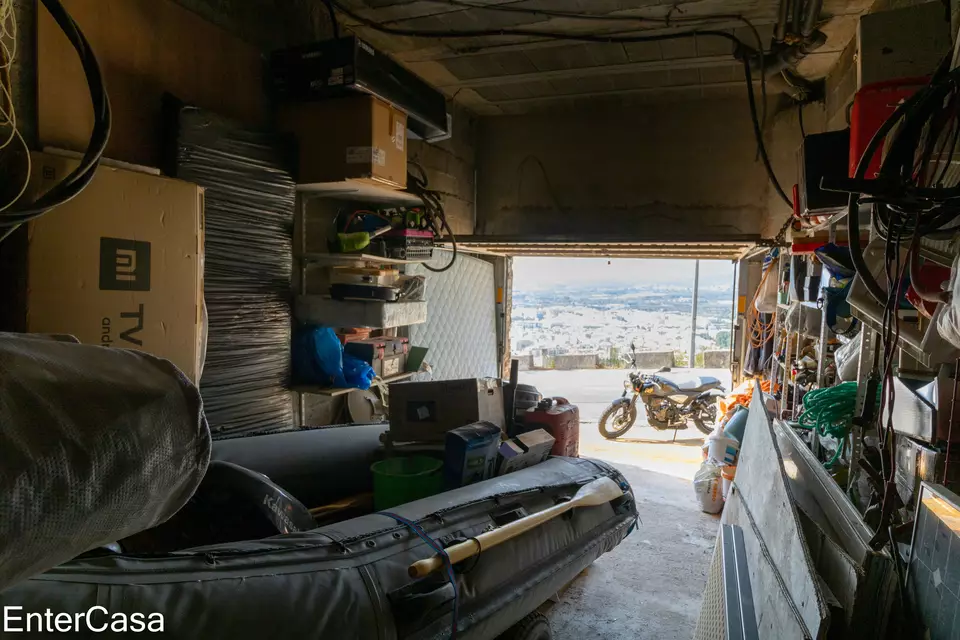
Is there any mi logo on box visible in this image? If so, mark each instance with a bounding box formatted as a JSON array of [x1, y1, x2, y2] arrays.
[[99, 237, 151, 291]]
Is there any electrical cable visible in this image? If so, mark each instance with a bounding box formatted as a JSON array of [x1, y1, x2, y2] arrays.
[[328, 0, 797, 222], [0, 0, 111, 243], [323, 0, 340, 39], [407, 161, 458, 273], [742, 56, 793, 209], [0, 0, 30, 217], [329, 0, 745, 51], [515, 155, 565, 212], [746, 253, 775, 348], [845, 88, 928, 304], [844, 58, 960, 304]]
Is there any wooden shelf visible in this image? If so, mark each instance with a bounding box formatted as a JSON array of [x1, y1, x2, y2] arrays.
[[297, 180, 422, 205], [303, 252, 428, 266], [295, 297, 427, 329], [294, 372, 416, 397]]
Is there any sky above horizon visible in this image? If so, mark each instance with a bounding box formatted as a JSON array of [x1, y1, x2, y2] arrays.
[[513, 257, 735, 291]]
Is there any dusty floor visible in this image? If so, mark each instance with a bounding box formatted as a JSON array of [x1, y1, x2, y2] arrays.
[[519, 368, 729, 640]]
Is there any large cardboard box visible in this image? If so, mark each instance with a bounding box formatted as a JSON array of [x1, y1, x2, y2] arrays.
[[389, 378, 505, 443], [25, 153, 205, 381], [278, 94, 407, 189]]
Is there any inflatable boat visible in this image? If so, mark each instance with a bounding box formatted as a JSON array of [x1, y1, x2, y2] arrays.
[[0, 425, 637, 639]]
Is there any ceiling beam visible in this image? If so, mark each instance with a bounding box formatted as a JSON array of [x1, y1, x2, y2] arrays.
[[458, 234, 762, 244], [439, 54, 738, 89], [469, 250, 746, 259], [484, 79, 758, 107], [389, 19, 759, 63], [377, 0, 775, 29], [437, 46, 840, 92]]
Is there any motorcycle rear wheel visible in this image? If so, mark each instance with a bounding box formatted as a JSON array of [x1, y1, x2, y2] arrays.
[[692, 403, 719, 436], [598, 403, 637, 439]]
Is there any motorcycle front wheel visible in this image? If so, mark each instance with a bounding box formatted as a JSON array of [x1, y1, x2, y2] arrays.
[[598, 402, 638, 439], [692, 403, 719, 436]]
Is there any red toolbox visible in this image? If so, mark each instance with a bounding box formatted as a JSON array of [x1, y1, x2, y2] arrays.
[[524, 398, 579, 458]]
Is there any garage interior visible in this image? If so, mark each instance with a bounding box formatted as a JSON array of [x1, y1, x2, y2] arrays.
[[1, 0, 960, 638]]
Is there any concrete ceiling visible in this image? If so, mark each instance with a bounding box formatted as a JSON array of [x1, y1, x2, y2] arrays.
[[336, 0, 878, 115]]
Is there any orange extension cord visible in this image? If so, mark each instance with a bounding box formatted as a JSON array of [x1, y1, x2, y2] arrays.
[[746, 258, 775, 348]]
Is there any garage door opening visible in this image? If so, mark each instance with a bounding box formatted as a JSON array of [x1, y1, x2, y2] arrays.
[[509, 255, 737, 464], [511, 256, 737, 372], [507, 256, 736, 639]]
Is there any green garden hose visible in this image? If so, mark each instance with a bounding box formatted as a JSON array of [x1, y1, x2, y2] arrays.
[[797, 382, 879, 467]]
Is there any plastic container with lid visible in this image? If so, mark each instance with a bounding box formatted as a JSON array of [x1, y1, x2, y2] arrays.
[[524, 397, 580, 458]]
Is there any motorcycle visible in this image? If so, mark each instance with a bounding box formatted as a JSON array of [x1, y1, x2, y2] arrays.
[[598, 347, 725, 439]]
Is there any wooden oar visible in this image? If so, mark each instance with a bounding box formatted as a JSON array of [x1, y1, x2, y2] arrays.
[[408, 476, 624, 579]]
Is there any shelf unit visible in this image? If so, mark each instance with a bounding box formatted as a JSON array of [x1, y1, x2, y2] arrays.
[[295, 296, 427, 329], [303, 252, 429, 266], [293, 372, 415, 397], [296, 180, 423, 205], [293, 187, 429, 426]]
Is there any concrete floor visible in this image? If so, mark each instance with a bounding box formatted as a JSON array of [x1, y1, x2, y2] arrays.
[[519, 368, 730, 640]]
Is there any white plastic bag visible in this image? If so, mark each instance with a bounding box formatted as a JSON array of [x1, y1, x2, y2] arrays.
[[937, 251, 960, 349], [835, 335, 861, 381], [694, 461, 725, 514], [755, 260, 779, 313]]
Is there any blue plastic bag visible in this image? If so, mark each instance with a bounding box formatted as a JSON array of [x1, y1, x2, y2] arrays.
[[293, 326, 375, 390]]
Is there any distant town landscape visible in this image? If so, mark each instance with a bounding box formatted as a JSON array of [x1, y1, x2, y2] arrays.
[[510, 259, 735, 368]]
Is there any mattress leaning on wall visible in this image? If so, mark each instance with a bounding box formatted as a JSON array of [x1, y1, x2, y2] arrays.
[[164, 97, 296, 436], [407, 250, 499, 380]]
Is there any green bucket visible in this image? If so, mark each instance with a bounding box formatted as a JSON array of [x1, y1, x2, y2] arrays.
[[371, 456, 443, 511]]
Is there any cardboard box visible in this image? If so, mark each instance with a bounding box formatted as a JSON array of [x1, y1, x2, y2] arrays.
[[389, 378, 505, 443], [445, 421, 502, 489], [25, 153, 205, 381], [278, 94, 407, 189], [497, 429, 556, 476], [344, 337, 408, 379]]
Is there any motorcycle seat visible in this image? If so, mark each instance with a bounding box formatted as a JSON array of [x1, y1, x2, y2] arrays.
[[659, 374, 721, 392]]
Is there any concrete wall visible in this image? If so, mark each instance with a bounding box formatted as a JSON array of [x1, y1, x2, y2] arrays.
[[702, 350, 731, 369], [515, 354, 535, 371], [633, 351, 676, 369], [516, 350, 675, 370], [10, 0, 326, 149], [554, 354, 600, 370], [409, 104, 478, 235], [475, 97, 768, 240]]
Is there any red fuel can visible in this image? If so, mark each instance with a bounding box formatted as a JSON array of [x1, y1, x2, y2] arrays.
[[525, 398, 580, 458]]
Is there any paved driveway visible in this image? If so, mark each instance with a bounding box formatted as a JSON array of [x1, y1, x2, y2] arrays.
[[516, 368, 731, 639]]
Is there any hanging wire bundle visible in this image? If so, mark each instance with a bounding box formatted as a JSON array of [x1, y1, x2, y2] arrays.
[[823, 50, 960, 508], [407, 160, 458, 273], [0, 0, 111, 244], [166, 99, 295, 436]]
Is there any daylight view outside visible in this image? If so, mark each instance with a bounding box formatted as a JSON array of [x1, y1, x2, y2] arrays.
[[511, 258, 736, 369]]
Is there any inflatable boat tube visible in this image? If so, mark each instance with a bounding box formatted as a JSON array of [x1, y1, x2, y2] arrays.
[[0, 457, 636, 639], [212, 423, 387, 508]]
